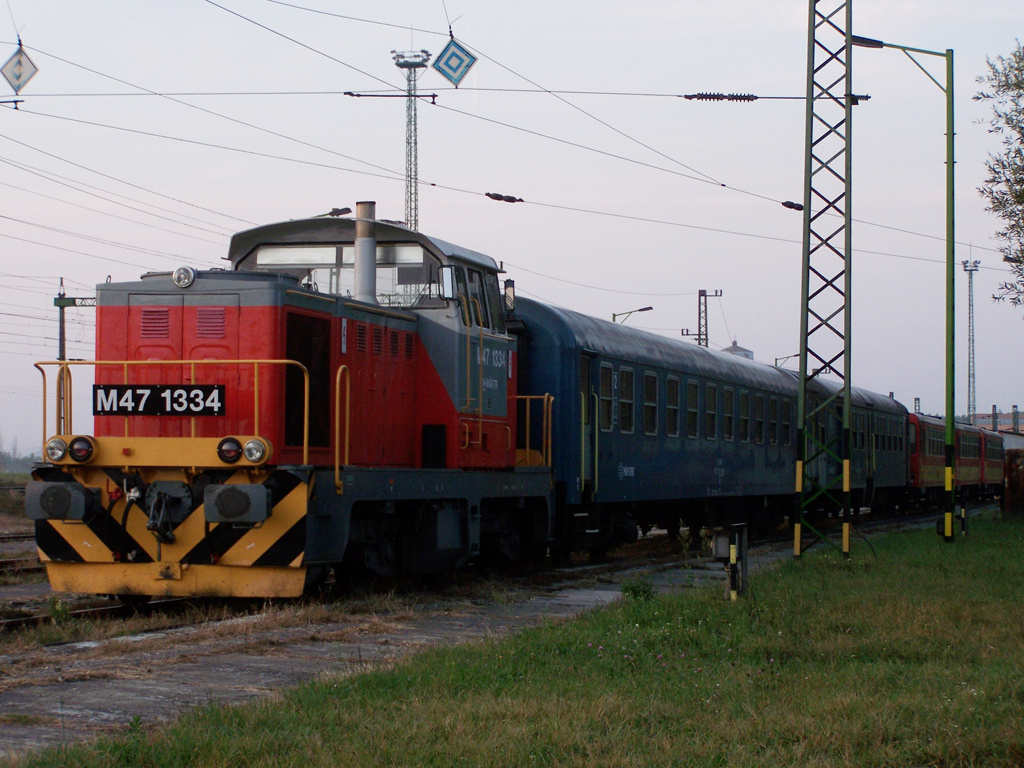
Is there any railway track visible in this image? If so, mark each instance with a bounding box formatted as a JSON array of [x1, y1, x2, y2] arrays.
[[0, 503, 991, 636], [0, 532, 34, 544], [0, 597, 192, 632]]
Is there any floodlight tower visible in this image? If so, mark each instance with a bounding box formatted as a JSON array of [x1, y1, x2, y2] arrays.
[[962, 259, 980, 424], [393, 50, 431, 231]]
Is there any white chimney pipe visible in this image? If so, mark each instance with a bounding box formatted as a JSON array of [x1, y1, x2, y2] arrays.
[[353, 200, 377, 304]]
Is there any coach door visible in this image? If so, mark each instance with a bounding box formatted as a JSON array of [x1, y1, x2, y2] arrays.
[[580, 355, 595, 500]]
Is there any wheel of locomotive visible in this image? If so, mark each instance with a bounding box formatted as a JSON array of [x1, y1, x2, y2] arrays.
[[497, 525, 547, 566], [116, 594, 152, 611], [303, 564, 332, 595]]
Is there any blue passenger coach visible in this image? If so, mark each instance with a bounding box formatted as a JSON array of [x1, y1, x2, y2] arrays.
[[514, 298, 801, 550]]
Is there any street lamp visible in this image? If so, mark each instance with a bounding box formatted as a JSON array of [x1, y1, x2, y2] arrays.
[[852, 35, 956, 541], [611, 306, 652, 324]]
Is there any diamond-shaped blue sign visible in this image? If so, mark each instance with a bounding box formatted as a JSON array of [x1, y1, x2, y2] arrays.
[[432, 39, 476, 87], [1, 45, 37, 95]]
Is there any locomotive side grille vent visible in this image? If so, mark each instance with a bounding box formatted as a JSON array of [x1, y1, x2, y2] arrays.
[[140, 308, 170, 338], [404, 334, 414, 360], [356, 323, 367, 352], [372, 326, 383, 355], [389, 330, 399, 357], [196, 307, 226, 338]]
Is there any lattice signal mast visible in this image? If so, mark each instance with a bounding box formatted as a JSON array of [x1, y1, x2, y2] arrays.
[[962, 259, 980, 424], [393, 50, 431, 231], [681, 289, 722, 347]]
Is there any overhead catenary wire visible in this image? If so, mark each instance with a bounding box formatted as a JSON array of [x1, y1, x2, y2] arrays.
[[6, 38, 998, 262], [12, 103, 1004, 274], [0, 130, 251, 231]]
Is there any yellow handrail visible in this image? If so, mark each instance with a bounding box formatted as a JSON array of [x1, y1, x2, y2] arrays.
[[333, 365, 351, 494], [34, 358, 311, 465], [515, 394, 554, 467]]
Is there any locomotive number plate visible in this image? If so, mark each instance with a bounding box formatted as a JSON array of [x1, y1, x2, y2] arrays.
[[93, 385, 225, 416]]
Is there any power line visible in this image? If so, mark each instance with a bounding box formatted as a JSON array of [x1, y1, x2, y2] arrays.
[[26, 44, 410, 186], [0, 176, 226, 246], [0, 212, 206, 263], [17, 42, 997, 260], [0, 131, 252, 230]]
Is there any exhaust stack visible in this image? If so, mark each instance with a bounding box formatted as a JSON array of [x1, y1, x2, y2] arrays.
[[353, 200, 377, 305]]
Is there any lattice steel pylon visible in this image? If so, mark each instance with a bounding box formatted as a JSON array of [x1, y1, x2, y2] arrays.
[[393, 50, 430, 231], [794, 0, 855, 556], [962, 259, 979, 424]]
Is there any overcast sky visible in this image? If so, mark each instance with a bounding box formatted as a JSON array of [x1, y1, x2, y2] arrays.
[[1, 0, 1022, 453]]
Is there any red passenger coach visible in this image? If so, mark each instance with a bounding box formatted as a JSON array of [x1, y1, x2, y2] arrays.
[[981, 430, 1005, 497], [907, 413, 1004, 505]]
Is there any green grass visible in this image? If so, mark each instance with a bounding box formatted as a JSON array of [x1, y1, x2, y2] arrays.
[[7, 514, 1024, 768]]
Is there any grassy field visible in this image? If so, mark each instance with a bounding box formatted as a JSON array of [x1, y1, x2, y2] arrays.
[[6, 513, 1024, 768]]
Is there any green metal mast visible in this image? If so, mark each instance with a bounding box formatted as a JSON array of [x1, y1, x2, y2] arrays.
[[795, 0, 854, 556]]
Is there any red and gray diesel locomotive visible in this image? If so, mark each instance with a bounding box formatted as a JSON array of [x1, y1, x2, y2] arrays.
[[25, 203, 1003, 599]]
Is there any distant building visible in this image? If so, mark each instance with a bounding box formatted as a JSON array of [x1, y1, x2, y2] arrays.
[[969, 409, 1022, 433], [721, 339, 753, 360]]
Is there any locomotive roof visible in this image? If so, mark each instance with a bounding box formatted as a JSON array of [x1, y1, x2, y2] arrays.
[[516, 297, 907, 411], [227, 216, 499, 272]]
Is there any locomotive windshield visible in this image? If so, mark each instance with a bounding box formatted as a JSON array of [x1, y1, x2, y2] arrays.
[[253, 243, 445, 309]]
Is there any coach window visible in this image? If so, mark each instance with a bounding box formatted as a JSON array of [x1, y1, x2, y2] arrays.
[[599, 364, 613, 431], [619, 368, 635, 434], [739, 391, 750, 442], [754, 394, 765, 444], [781, 400, 792, 446], [666, 376, 680, 437], [723, 388, 735, 441], [643, 372, 658, 436], [686, 379, 699, 438], [705, 383, 718, 440], [768, 397, 779, 445]]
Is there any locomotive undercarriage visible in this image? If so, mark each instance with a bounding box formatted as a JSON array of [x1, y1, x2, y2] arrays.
[[308, 467, 553, 581]]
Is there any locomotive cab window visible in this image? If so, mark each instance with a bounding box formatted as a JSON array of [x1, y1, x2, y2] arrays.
[[255, 243, 448, 309], [466, 268, 491, 328]]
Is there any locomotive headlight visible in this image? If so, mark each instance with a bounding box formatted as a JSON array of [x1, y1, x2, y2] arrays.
[[172, 266, 196, 288], [243, 439, 267, 463], [68, 436, 96, 463], [217, 437, 242, 464], [45, 437, 68, 462]]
